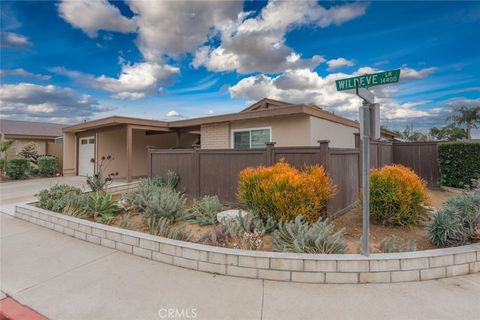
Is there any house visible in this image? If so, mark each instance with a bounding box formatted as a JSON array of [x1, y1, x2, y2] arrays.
[[0, 119, 64, 166], [62, 98, 397, 181]]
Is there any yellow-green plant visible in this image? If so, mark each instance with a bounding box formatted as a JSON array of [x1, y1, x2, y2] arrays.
[[368, 164, 428, 226], [238, 160, 335, 223]]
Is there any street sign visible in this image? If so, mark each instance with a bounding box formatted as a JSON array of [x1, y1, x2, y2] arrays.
[[335, 69, 401, 91], [359, 103, 380, 140]]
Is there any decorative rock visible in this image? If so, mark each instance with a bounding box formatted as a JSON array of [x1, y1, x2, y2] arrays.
[[217, 209, 250, 223]]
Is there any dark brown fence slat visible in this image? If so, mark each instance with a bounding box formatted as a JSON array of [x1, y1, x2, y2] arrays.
[[392, 142, 439, 186]]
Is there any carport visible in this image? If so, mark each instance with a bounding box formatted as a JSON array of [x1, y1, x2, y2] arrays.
[[62, 116, 199, 182]]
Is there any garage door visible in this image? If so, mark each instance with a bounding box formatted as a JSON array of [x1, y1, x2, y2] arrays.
[[78, 136, 95, 176]]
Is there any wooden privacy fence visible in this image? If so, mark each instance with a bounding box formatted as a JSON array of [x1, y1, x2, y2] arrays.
[[148, 140, 440, 217], [148, 141, 358, 217], [393, 142, 439, 186]]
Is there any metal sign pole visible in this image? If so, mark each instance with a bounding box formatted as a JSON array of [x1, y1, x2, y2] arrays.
[[360, 101, 371, 256]]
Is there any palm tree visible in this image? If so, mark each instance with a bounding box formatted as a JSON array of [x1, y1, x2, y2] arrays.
[[0, 140, 15, 174], [447, 106, 480, 140]]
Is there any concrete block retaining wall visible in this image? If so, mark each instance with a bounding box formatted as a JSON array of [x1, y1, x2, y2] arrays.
[[14, 203, 480, 284]]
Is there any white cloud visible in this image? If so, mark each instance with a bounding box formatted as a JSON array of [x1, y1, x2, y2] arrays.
[[400, 67, 438, 79], [127, 0, 243, 61], [327, 58, 355, 71], [193, 1, 367, 74], [0, 68, 51, 80], [1, 32, 30, 47], [58, 0, 136, 37], [51, 62, 180, 100], [229, 66, 441, 120], [166, 110, 180, 117], [0, 83, 109, 122]]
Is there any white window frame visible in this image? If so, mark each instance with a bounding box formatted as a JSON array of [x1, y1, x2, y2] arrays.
[[231, 127, 272, 149]]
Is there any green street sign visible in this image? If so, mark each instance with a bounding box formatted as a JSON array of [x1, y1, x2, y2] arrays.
[[335, 69, 401, 91]]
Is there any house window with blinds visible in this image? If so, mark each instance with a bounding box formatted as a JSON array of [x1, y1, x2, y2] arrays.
[[232, 128, 271, 149]]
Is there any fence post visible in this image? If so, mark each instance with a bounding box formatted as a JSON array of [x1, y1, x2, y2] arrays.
[[354, 133, 360, 148], [318, 140, 330, 171], [147, 148, 152, 178], [265, 142, 276, 166], [192, 144, 201, 197]]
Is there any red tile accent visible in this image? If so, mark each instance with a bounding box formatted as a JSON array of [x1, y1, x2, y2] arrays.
[[0, 298, 47, 320]]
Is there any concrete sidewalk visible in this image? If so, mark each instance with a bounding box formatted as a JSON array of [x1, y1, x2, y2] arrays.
[[1, 213, 480, 320]]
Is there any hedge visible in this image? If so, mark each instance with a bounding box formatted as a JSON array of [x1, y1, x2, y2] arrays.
[[37, 155, 58, 176], [438, 141, 480, 188], [6, 158, 30, 180]]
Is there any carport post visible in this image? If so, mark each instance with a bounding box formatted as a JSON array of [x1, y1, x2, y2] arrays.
[[126, 125, 133, 182]]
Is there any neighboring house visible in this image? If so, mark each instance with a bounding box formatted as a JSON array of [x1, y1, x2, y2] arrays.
[[0, 119, 64, 167], [62, 98, 397, 181]]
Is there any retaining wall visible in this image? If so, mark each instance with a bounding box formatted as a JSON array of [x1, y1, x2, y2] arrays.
[[14, 203, 480, 284]]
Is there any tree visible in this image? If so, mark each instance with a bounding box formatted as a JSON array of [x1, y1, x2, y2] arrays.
[[447, 106, 480, 140], [429, 125, 467, 141], [395, 125, 428, 142], [0, 140, 15, 174]]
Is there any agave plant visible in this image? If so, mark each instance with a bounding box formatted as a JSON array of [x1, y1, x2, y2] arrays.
[[87, 192, 120, 222], [273, 216, 346, 254]]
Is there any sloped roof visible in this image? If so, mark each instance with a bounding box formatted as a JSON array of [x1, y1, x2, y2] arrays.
[[240, 98, 294, 112], [0, 119, 65, 138]]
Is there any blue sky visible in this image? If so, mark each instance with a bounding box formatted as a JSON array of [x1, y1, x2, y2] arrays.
[[1, 1, 479, 136]]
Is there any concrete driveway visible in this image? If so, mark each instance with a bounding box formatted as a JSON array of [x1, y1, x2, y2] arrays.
[[0, 176, 89, 206], [1, 213, 480, 320]]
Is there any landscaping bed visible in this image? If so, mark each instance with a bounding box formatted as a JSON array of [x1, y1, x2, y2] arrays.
[[33, 162, 480, 255]]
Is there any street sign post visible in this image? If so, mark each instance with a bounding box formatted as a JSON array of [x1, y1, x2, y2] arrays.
[[336, 69, 401, 256]]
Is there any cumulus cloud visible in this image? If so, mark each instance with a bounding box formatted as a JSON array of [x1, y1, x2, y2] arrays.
[[166, 110, 180, 117], [0, 68, 51, 80], [128, 0, 243, 61], [58, 0, 136, 37], [51, 62, 180, 100], [0, 83, 109, 122], [193, 1, 367, 74], [229, 66, 441, 120], [1, 32, 30, 47], [400, 67, 438, 79], [327, 58, 355, 71]]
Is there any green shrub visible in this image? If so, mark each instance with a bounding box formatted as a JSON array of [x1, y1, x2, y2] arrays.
[[188, 195, 224, 225], [87, 192, 120, 222], [143, 187, 186, 221], [37, 156, 57, 176], [369, 164, 428, 226], [6, 158, 29, 180], [272, 216, 346, 254], [438, 142, 480, 188], [37, 184, 82, 212], [427, 190, 480, 246]]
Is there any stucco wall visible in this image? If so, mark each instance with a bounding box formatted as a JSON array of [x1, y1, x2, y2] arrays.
[[97, 127, 127, 178], [62, 132, 77, 176], [310, 116, 357, 148], [200, 115, 357, 149]]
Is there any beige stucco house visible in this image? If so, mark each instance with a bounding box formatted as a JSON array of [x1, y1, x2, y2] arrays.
[[0, 119, 64, 168], [62, 98, 396, 181]]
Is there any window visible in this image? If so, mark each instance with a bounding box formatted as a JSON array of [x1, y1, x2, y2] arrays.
[[232, 128, 271, 149]]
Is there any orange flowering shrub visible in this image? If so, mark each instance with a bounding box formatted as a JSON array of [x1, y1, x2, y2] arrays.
[[369, 164, 428, 226], [238, 161, 336, 223]]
